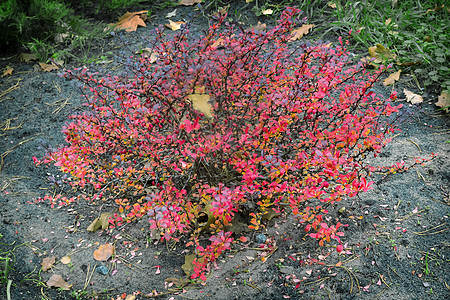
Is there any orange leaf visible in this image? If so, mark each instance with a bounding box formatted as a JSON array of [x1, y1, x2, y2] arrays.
[[289, 24, 315, 41], [383, 70, 401, 86], [47, 274, 71, 290], [93, 243, 115, 261], [113, 11, 148, 32], [41, 256, 56, 271]]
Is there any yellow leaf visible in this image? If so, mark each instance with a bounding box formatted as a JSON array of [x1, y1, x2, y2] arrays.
[[383, 70, 401, 86], [113, 11, 148, 32], [404, 89, 423, 104], [60, 255, 71, 265], [436, 91, 449, 112], [187, 92, 212, 118], [385, 18, 392, 26], [47, 274, 71, 290], [368, 44, 396, 64], [289, 24, 315, 41], [93, 243, 115, 261], [165, 20, 186, 31], [1, 67, 13, 77], [179, 0, 202, 5], [87, 212, 113, 232], [138, 48, 159, 63], [262, 9, 273, 15], [182, 254, 196, 276]]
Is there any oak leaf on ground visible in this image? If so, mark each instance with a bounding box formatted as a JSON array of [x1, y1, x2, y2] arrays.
[[404, 89, 423, 104], [165, 20, 186, 31], [187, 91, 212, 118], [289, 24, 315, 41], [113, 11, 148, 32], [47, 274, 71, 290]]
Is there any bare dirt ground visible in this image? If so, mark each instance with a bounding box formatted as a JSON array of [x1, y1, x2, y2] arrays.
[[1, 3, 449, 300]]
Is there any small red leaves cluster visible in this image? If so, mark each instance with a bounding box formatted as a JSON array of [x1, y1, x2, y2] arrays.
[[35, 8, 404, 280]]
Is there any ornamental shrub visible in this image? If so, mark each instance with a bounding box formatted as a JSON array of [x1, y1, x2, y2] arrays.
[[35, 7, 404, 280]]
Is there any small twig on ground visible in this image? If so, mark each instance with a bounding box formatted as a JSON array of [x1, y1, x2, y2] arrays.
[[413, 223, 448, 235], [0, 80, 21, 102], [395, 209, 426, 222], [406, 139, 421, 152]]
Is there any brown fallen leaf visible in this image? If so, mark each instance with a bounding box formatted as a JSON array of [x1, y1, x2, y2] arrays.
[[1, 66, 13, 77], [93, 243, 115, 261], [404, 89, 423, 104], [20, 53, 37, 62], [327, 1, 338, 8], [113, 11, 148, 32], [435, 91, 449, 112], [87, 212, 113, 232], [368, 44, 396, 64], [42, 256, 56, 271], [165, 20, 186, 31], [289, 24, 315, 41], [383, 70, 401, 86], [247, 22, 267, 32], [38, 62, 59, 72], [47, 274, 71, 290], [179, 0, 202, 5], [187, 92, 212, 118], [60, 255, 71, 265]]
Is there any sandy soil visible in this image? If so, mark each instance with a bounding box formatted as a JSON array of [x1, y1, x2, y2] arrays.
[[1, 2, 449, 300]]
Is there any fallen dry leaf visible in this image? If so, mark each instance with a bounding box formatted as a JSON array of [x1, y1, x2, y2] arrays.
[[383, 70, 401, 86], [1, 67, 13, 77], [60, 255, 71, 265], [93, 243, 115, 261], [138, 48, 159, 63], [47, 274, 71, 290], [436, 91, 449, 112], [179, 0, 202, 6], [165, 20, 186, 31], [113, 11, 148, 32], [87, 212, 113, 232], [262, 9, 273, 15], [41, 256, 56, 271], [368, 44, 396, 64], [404, 89, 423, 104], [188, 91, 212, 118], [182, 254, 196, 276], [38, 62, 58, 72], [20, 53, 37, 62], [247, 22, 267, 32], [327, 1, 337, 8], [290, 24, 315, 41], [125, 295, 136, 300]]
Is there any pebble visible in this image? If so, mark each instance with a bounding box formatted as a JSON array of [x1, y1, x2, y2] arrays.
[[96, 265, 108, 275], [255, 233, 266, 244]]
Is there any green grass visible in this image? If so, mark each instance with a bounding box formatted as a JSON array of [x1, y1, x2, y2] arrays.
[[237, 0, 449, 94]]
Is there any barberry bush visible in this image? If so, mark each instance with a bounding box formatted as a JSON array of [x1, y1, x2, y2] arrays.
[[35, 7, 403, 280]]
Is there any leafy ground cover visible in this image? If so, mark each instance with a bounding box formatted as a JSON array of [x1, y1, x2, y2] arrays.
[[0, 1, 449, 300]]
